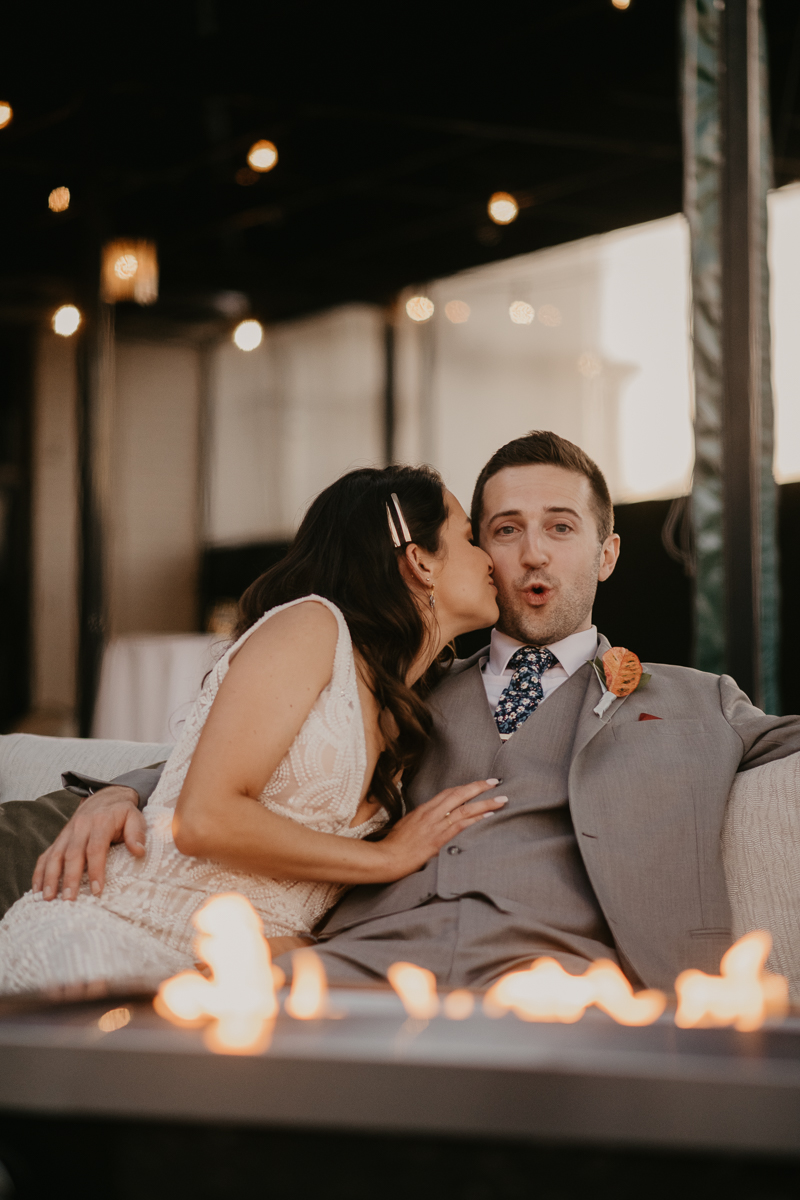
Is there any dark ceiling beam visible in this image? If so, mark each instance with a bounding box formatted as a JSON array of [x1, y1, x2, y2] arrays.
[[236, 160, 658, 290], [306, 105, 682, 163]]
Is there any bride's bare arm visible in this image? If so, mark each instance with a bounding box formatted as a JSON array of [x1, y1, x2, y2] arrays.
[[173, 601, 506, 884]]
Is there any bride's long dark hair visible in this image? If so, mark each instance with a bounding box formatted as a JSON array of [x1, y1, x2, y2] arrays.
[[235, 465, 452, 824]]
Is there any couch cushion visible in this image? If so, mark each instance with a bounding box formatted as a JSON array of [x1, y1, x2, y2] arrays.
[[723, 751, 800, 1001], [0, 734, 173, 806]]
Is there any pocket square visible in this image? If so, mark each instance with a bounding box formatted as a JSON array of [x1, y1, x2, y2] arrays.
[[638, 712, 662, 722]]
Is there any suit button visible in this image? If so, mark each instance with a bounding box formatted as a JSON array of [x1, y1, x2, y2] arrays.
[[447, 846, 461, 856]]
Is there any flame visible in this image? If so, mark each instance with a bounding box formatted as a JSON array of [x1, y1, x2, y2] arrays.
[[98, 1007, 131, 1033], [155, 893, 277, 1053], [674, 931, 788, 1031], [388, 962, 440, 1019], [484, 957, 665, 1025], [285, 948, 328, 1019], [443, 989, 475, 1020]]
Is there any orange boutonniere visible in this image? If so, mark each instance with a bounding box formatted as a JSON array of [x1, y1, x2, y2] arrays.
[[589, 647, 651, 717]]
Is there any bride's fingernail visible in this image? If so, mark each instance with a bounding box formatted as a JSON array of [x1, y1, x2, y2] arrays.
[[91, 880, 101, 895], [494, 796, 508, 804], [43, 886, 53, 899], [486, 778, 500, 786], [62, 887, 72, 900]]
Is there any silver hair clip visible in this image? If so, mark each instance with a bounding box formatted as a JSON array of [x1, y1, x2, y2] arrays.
[[386, 492, 412, 548]]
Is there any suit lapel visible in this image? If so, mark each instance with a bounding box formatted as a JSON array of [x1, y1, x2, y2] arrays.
[[570, 633, 632, 763]]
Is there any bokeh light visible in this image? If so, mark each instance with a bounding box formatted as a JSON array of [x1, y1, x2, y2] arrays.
[[577, 351, 603, 378], [0, 102, 12, 130], [52, 305, 81, 337], [48, 187, 70, 213], [488, 192, 519, 225], [509, 301, 534, 325], [612, 0, 631, 8], [444, 300, 470, 324], [114, 254, 139, 280], [98, 1007, 131, 1033], [406, 296, 434, 322], [247, 140, 278, 172], [537, 303, 562, 327], [233, 319, 264, 351]]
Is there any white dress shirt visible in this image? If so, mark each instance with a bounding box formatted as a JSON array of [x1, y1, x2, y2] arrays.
[[480, 625, 599, 714]]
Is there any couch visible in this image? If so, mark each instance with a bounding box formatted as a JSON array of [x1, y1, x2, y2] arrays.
[[1, 733, 798, 998]]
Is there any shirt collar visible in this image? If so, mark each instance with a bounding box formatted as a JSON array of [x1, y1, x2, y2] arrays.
[[486, 625, 599, 678]]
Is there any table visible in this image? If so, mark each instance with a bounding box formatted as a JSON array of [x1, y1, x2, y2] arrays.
[[92, 634, 221, 743]]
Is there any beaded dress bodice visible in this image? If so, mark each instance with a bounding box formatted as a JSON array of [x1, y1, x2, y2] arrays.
[[0, 597, 388, 993]]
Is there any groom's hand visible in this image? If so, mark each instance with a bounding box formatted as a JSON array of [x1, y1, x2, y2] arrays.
[[32, 787, 146, 902]]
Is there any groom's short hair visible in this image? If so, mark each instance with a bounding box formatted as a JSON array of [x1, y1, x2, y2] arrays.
[[471, 430, 614, 543]]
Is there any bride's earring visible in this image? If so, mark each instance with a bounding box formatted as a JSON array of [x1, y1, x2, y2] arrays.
[[429, 582, 436, 610]]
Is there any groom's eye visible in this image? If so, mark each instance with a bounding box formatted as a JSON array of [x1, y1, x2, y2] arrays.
[[553, 523, 571, 533]]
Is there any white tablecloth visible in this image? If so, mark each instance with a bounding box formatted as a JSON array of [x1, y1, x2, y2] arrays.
[[92, 633, 224, 743]]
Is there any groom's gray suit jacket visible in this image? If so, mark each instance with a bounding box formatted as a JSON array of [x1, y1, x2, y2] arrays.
[[320, 635, 800, 990]]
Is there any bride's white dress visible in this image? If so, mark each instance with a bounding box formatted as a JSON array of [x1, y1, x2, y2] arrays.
[[0, 596, 387, 993]]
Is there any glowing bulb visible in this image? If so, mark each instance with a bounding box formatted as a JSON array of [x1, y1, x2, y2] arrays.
[[247, 140, 278, 172], [509, 301, 534, 325], [488, 192, 519, 225], [612, 0, 631, 8], [388, 962, 440, 1019], [114, 254, 138, 280], [444, 300, 470, 324], [233, 319, 263, 351], [48, 187, 70, 213], [98, 1007, 131, 1033], [537, 304, 562, 327], [405, 296, 434, 322], [0, 102, 12, 130], [52, 305, 81, 337]]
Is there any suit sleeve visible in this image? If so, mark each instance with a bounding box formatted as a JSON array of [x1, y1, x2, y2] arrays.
[[60, 762, 167, 811], [720, 675, 800, 770]]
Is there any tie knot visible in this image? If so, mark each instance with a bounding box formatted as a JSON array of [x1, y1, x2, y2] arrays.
[[507, 646, 557, 676]]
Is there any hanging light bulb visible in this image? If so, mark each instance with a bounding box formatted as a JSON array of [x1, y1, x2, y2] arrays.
[[444, 300, 470, 324], [488, 192, 519, 225], [48, 187, 70, 213], [247, 140, 278, 173], [101, 239, 158, 305], [0, 102, 12, 130], [52, 305, 82, 337], [611, 0, 631, 8], [233, 319, 263, 351], [405, 296, 434, 322]]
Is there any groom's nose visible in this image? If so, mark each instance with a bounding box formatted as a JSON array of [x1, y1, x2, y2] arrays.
[[518, 525, 548, 569]]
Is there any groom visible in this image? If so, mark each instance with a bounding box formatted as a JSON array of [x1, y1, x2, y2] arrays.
[[4, 430, 800, 989]]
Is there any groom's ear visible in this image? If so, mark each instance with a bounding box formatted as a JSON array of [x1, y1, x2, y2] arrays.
[[597, 533, 620, 582]]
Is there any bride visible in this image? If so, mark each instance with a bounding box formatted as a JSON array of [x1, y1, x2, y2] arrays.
[[0, 465, 503, 993]]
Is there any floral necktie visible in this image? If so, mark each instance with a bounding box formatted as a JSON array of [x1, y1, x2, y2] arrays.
[[494, 646, 558, 736]]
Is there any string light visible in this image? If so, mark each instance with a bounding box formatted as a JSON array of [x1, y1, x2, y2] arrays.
[[48, 187, 70, 213], [233, 319, 263, 351], [52, 305, 81, 337], [101, 239, 159, 305], [0, 102, 12, 130], [537, 304, 562, 327], [488, 192, 519, 225], [509, 301, 534, 325], [406, 296, 434, 322], [444, 300, 470, 324], [247, 140, 278, 173], [612, 0, 631, 8]]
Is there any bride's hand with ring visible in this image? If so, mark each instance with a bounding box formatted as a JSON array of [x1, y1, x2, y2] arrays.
[[369, 779, 507, 882]]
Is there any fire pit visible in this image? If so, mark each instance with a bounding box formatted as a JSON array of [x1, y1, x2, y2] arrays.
[[1, 986, 800, 1158]]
